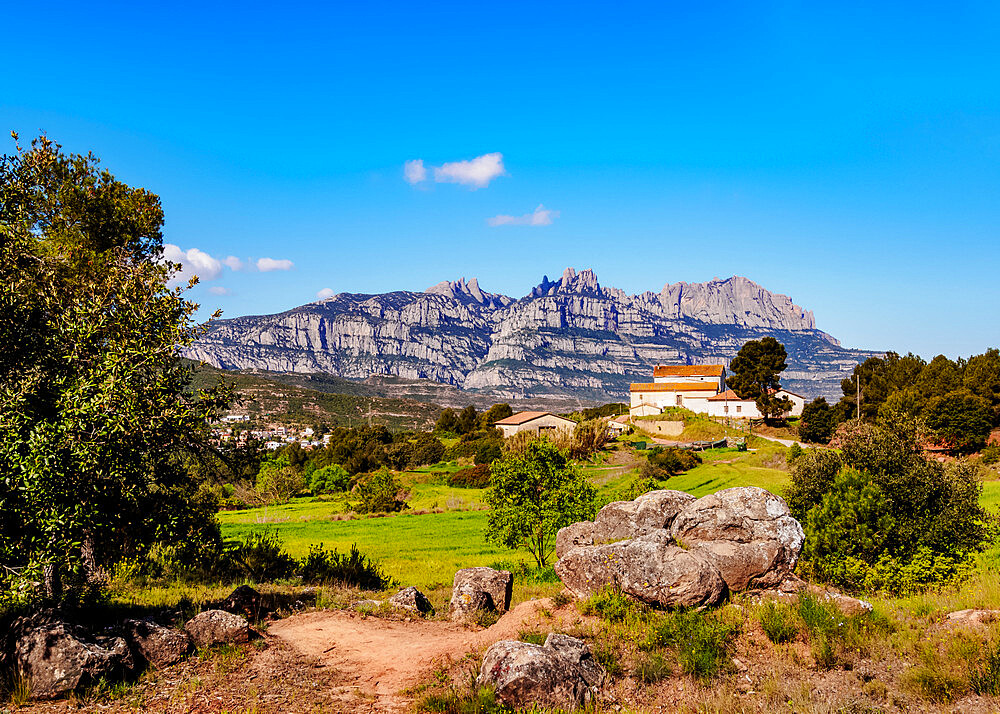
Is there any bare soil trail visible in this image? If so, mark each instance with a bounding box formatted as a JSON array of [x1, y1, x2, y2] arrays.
[[268, 598, 574, 713]]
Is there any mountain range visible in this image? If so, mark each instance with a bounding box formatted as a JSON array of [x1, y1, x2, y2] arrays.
[[185, 269, 879, 404]]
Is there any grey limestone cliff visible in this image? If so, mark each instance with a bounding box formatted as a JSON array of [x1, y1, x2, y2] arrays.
[[185, 269, 877, 401]]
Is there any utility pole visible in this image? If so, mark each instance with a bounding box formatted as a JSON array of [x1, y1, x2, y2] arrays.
[[856, 373, 861, 421]]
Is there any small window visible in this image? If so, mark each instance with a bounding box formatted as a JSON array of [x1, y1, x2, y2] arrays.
[[736, 405, 742, 413], [724, 405, 729, 414], [676, 395, 683, 406]]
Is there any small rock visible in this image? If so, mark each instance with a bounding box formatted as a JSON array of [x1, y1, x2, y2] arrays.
[[183, 610, 253, 648], [122, 619, 191, 667], [543, 633, 604, 688], [450, 567, 513, 621], [477, 640, 598, 708], [946, 609, 1000, 627], [220, 584, 264, 618], [389, 586, 433, 614]]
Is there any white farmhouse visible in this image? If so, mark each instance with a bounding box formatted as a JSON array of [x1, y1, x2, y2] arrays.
[[494, 411, 577, 438], [704, 388, 806, 419], [629, 365, 727, 417]]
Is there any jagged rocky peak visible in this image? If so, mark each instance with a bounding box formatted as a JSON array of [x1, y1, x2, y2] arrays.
[[657, 275, 819, 333], [425, 277, 513, 308], [529, 267, 603, 298]]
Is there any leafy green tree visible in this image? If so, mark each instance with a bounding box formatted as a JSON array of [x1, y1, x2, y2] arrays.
[[354, 467, 406, 513], [964, 348, 1000, 422], [798, 398, 835, 444], [839, 352, 925, 420], [480, 403, 514, 427], [924, 389, 992, 452], [255, 455, 305, 504], [727, 337, 792, 422], [485, 440, 597, 567], [435, 408, 458, 433], [0, 135, 230, 601], [916, 354, 963, 397], [309, 464, 351, 494], [456, 404, 479, 434]]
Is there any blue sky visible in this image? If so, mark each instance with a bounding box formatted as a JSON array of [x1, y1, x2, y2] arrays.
[[3, 1, 999, 357]]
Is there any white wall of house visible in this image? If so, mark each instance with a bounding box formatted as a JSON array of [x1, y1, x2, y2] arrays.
[[704, 390, 805, 419], [653, 374, 725, 389], [629, 390, 714, 416], [498, 414, 576, 438]]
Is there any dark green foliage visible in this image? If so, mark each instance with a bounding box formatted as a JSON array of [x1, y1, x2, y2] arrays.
[[448, 464, 491, 488], [255, 455, 305, 504], [840, 352, 926, 420], [642, 447, 701, 479], [485, 440, 597, 567], [220, 531, 297, 583], [787, 442, 803, 462], [0, 136, 231, 603], [308, 464, 351, 494], [982, 445, 1000, 465], [355, 467, 407, 513], [435, 408, 459, 433], [474, 440, 502, 465], [578, 403, 628, 420], [479, 403, 514, 427], [410, 433, 446, 467], [924, 389, 992, 452], [298, 543, 395, 590], [727, 337, 793, 421], [456, 405, 478, 435], [799, 397, 835, 444], [792, 422, 993, 592], [756, 600, 799, 643]]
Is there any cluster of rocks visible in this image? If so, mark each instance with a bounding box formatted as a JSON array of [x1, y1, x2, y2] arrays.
[[554, 486, 806, 606], [353, 585, 434, 615], [449, 567, 513, 621], [7, 588, 262, 701]]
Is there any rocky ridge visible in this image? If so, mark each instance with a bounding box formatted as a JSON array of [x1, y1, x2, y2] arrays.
[[185, 268, 878, 401]]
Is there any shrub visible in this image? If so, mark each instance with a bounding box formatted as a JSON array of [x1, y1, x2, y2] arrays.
[[449, 464, 491, 488], [409, 433, 446, 467], [799, 397, 835, 444], [579, 587, 640, 623], [309, 464, 351, 494], [474, 440, 502, 466], [566, 419, 611, 460], [787, 442, 803, 462], [220, 531, 297, 583], [298, 543, 395, 590], [643, 447, 702, 479], [354, 467, 407, 513], [982, 444, 1000, 465], [255, 458, 305, 504], [756, 600, 799, 643]]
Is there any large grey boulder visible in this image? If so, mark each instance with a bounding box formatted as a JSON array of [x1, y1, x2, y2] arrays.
[[555, 521, 595, 559], [670, 486, 805, 591], [477, 635, 603, 708], [122, 619, 191, 667], [389, 586, 433, 614], [554, 531, 727, 608], [592, 490, 696, 544], [183, 609, 253, 648], [449, 567, 513, 621], [12, 616, 134, 700]]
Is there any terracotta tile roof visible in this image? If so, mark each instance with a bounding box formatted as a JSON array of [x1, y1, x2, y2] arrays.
[[629, 382, 721, 393], [494, 410, 574, 426], [707, 389, 751, 402], [653, 364, 725, 378]]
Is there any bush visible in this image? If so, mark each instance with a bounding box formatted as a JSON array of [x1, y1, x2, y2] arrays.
[[791, 422, 994, 592], [981, 444, 1000, 465], [787, 442, 803, 462], [970, 638, 1000, 696], [298, 543, 395, 590], [799, 397, 835, 444], [579, 586, 641, 623], [756, 600, 799, 643], [409, 433, 446, 467], [474, 440, 502, 466], [354, 467, 407, 513], [220, 531, 297, 583], [255, 456, 305, 504], [448, 464, 491, 488], [643, 447, 701, 479], [566, 419, 611, 460], [309, 464, 351, 494]]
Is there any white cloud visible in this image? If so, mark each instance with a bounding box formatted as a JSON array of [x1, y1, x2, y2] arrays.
[[222, 256, 245, 271], [316, 287, 335, 300], [209, 286, 231, 295], [162, 243, 223, 285], [256, 257, 294, 272], [403, 159, 426, 185], [404, 152, 506, 189], [434, 152, 505, 188], [487, 204, 560, 227]]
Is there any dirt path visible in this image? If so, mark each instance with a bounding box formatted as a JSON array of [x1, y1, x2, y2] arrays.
[[268, 598, 564, 712]]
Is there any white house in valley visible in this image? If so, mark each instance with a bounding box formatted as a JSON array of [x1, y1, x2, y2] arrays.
[[704, 388, 806, 419], [629, 365, 727, 417], [494, 411, 577, 438]]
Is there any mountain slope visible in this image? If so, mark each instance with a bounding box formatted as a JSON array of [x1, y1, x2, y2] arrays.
[[185, 269, 877, 401]]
